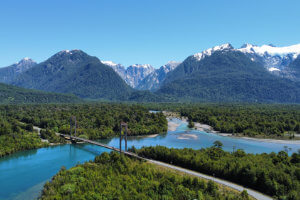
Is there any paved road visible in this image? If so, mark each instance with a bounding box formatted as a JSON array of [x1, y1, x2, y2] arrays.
[[145, 159, 273, 200]]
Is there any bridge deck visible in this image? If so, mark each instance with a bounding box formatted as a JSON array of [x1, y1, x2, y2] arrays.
[[60, 134, 142, 159]]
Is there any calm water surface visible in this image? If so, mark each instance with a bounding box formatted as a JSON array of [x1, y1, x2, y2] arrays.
[[0, 117, 299, 200]]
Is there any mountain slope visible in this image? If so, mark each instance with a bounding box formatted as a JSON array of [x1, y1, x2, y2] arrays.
[[0, 82, 80, 104], [0, 58, 37, 83], [281, 55, 300, 82], [12, 50, 133, 100], [158, 46, 300, 103]]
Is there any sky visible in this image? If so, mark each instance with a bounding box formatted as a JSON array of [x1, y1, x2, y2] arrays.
[[0, 0, 299, 68]]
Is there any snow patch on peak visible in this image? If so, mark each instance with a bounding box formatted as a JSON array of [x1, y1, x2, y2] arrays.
[[193, 43, 233, 61], [19, 57, 35, 64], [102, 60, 118, 67], [59, 49, 81, 55], [268, 67, 280, 72]]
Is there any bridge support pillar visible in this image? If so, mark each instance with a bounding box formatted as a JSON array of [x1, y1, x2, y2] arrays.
[[120, 122, 128, 154], [70, 116, 77, 143]]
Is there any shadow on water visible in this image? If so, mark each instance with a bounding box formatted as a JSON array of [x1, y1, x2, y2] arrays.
[[71, 143, 108, 156]]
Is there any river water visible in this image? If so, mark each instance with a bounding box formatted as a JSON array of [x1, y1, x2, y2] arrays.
[[0, 117, 299, 200]]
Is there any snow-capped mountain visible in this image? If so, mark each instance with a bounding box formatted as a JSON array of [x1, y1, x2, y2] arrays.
[[137, 61, 180, 91], [102, 61, 155, 88], [190, 43, 300, 81], [0, 58, 37, 83], [237, 43, 300, 72]]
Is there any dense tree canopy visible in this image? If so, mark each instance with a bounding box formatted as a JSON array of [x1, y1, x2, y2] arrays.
[[41, 152, 250, 200], [0, 103, 167, 140]]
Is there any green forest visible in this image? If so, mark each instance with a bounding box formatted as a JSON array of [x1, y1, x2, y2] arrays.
[[41, 151, 250, 200], [135, 146, 300, 200]]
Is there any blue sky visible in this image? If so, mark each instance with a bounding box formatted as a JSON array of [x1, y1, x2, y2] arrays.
[[0, 0, 299, 68]]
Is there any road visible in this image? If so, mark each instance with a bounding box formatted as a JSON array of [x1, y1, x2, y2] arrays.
[[144, 159, 273, 200]]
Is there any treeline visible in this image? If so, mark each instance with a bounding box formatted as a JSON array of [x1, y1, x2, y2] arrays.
[[143, 103, 300, 138], [0, 103, 167, 140], [136, 146, 300, 200], [41, 151, 250, 200], [0, 113, 46, 157]]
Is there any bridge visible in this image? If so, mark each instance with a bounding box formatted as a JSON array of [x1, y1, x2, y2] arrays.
[[60, 133, 142, 159]]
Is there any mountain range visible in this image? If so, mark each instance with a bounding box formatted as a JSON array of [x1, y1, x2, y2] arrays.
[[0, 43, 299, 103]]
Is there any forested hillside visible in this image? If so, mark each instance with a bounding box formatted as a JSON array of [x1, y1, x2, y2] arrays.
[[12, 50, 134, 100], [41, 151, 250, 200], [136, 146, 300, 199]]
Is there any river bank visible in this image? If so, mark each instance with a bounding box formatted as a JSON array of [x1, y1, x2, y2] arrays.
[[193, 122, 300, 145]]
